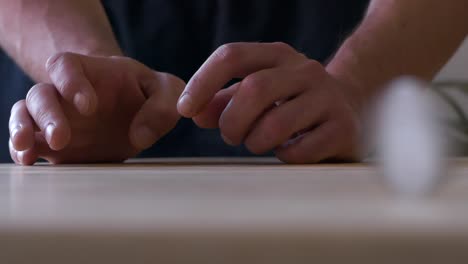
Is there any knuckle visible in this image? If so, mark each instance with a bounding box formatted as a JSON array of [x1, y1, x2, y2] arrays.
[[299, 59, 324, 74], [109, 55, 125, 60], [26, 84, 46, 104], [239, 75, 269, 100], [168, 74, 186, 88], [10, 100, 26, 115], [271, 42, 295, 54], [46, 52, 74, 72], [214, 43, 241, 64], [110, 55, 134, 65], [34, 106, 52, 124], [32, 107, 52, 127], [26, 85, 53, 123], [9, 100, 26, 127], [54, 77, 75, 98], [303, 59, 322, 71]]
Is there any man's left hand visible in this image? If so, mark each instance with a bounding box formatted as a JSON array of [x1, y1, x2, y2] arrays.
[[178, 42, 363, 163]]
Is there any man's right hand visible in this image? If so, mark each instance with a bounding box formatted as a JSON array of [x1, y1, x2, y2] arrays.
[[8, 53, 185, 165]]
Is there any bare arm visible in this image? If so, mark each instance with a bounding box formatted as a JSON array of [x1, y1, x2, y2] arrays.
[[0, 0, 122, 82], [5, 0, 186, 165], [327, 0, 468, 104], [176, 0, 468, 163]]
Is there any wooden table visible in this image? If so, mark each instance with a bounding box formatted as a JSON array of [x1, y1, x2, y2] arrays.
[[1, 158, 468, 263]]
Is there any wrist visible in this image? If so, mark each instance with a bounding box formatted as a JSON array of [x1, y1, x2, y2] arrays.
[[74, 41, 124, 58], [83, 33, 124, 57], [326, 59, 367, 115], [30, 45, 124, 83]]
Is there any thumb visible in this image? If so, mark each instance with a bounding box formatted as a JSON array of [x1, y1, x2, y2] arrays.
[[129, 72, 185, 150]]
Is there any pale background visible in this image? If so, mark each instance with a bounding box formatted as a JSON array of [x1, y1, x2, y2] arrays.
[[436, 37, 468, 81]]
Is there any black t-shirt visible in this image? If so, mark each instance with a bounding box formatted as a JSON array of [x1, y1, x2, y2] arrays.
[[0, 0, 369, 162]]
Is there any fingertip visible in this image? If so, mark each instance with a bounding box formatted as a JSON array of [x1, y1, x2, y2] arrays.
[[131, 125, 157, 150], [221, 133, 236, 146], [46, 123, 71, 151], [177, 93, 196, 117], [18, 149, 38, 166], [9, 140, 20, 164], [10, 125, 34, 151]]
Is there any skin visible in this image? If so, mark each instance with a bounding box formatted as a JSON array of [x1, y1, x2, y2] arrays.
[[178, 0, 468, 163], [1, 0, 184, 164], [4, 0, 468, 165], [9, 54, 183, 164], [178, 43, 361, 163]]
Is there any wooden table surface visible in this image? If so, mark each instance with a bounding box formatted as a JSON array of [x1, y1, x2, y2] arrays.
[[1, 157, 468, 263]]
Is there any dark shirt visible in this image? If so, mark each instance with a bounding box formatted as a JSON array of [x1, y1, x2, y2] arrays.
[[0, 0, 369, 162]]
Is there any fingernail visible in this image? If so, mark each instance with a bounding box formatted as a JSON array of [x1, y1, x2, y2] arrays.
[[177, 93, 195, 117], [133, 126, 155, 149], [74, 92, 90, 115], [221, 134, 235, 146], [10, 125, 21, 140], [45, 123, 56, 146]]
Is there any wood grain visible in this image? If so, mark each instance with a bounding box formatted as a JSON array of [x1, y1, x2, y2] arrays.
[[1, 158, 468, 263]]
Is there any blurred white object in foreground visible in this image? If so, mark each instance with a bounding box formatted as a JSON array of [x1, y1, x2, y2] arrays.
[[376, 77, 447, 197]]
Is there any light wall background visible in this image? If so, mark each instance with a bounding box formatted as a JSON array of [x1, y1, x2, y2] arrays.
[[436, 37, 468, 81]]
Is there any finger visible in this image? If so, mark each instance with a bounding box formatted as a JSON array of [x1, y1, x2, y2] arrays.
[[9, 139, 39, 166], [33, 132, 60, 164], [140, 71, 185, 99], [274, 121, 344, 164], [26, 84, 71, 151], [46, 52, 98, 115], [192, 83, 238, 129], [178, 42, 301, 117], [9, 100, 35, 151], [21, 133, 54, 165], [129, 73, 184, 150], [17, 148, 40, 166], [243, 91, 329, 154], [9, 139, 19, 164], [219, 66, 317, 146]]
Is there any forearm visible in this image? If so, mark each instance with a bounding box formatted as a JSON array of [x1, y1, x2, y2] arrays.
[[327, 0, 468, 103], [0, 0, 122, 82]]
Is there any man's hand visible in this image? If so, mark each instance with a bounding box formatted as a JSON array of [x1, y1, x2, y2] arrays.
[[178, 42, 363, 163], [9, 53, 184, 165]]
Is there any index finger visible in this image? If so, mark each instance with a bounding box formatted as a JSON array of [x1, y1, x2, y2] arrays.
[[46, 52, 98, 116], [177, 42, 298, 117]]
